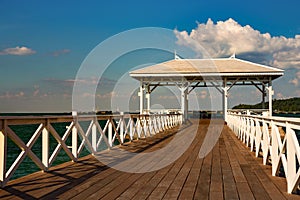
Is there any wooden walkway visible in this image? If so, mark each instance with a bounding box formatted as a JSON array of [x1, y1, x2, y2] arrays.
[[0, 119, 299, 200]]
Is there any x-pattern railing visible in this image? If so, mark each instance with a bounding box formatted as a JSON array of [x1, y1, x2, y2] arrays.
[[0, 113, 182, 187], [227, 113, 300, 193]]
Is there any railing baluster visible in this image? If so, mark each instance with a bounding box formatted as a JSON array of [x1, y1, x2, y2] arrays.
[[42, 122, 49, 171], [92, 120, 97, 152], [120, 116, 124, 143], [72, 126, 78, 161], [108, 119, 113, 147], [130, 117, 134, 140], [0, 120, 7, 187]]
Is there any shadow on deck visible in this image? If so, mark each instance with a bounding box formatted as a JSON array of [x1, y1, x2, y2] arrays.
[[0, 119, 298, 200]]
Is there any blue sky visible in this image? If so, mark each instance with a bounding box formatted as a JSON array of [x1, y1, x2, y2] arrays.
[[0, 0, 299, 112]]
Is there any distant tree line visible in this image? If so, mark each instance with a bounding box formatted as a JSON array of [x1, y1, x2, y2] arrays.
[[232, 97, 300, 112]]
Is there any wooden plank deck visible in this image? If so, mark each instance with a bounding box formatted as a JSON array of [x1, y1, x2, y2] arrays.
[[0, 119, 299, 200]]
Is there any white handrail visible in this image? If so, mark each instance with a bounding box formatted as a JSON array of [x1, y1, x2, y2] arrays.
[[0, 113, 182, 187], [227, 112, 300, 193]]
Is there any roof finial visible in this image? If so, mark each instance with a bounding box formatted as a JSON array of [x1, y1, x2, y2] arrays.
[[229, 49, 236, 59], [174, 50, 180, 60]]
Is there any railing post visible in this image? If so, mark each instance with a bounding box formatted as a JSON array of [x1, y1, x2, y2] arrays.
[[143, 116, 147, 137], [286, 122, 296, 193], [72, 111, 78, 161], [92, 119, 97, 153], [130, 117, 134, 140], [156, 116, 159, 132], [72, 126, 78, 160], [108, 119, 113, 147], [137, 117, 141, 138], [120, 114, 124, 143], [42, 121, 49, 171], [148, 116, 153, 136], [0, 120, 7, 187], [271, 120, 280, 176]]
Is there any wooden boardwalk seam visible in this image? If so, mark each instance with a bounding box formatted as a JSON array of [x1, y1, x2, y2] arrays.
[[0, 119, 298, 200]]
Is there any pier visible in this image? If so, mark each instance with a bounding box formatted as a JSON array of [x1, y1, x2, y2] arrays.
[[0, 113, 299, 199]]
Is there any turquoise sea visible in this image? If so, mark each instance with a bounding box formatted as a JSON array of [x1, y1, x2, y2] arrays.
[[1, 113, 300, 181]]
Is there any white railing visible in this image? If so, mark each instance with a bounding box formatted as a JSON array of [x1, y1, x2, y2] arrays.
[[227, 113, 300, 193], [0, 113, 182, 187]]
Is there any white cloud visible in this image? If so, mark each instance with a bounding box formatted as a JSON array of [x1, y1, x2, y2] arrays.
[[288, 71, 300, 86], [289, 78, 298, 86], [50, 49, 70, 56], [175, 18, 300, 69], [0, 46, 36, 56], [0, 91, 25, 99], [276, 92, 285, 99]]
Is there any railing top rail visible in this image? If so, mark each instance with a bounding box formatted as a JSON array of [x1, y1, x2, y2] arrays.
[[0, 113, 182, 125], [228, 112, 300, 125], [0, 113, 181, 119]]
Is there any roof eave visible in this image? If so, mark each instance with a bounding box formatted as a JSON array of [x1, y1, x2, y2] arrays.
[[130, 72, 284, 77]]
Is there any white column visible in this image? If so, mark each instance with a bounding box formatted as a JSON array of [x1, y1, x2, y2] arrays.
[[262, 84, 266, 109], [139, 82, 144, 114], [268, 81, 274, 117], [180, 85, 188, 122], [181, 88, 187, 121], [146, 85, 151, 114], [223, 79, 228, 122], [184, 89, 188, 120], [181, 89, 185, 119]]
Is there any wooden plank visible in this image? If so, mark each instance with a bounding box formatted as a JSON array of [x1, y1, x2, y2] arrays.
[[221, 129, 255, 199], [209, 141, 223, 200], [178, 157, 202, 199], [194, 150, 212, 200], [116, 171, 157, 199], [236, 182, 255, 200], [145, 124, 201, 199], [219, 135, 239, 200], [56, 165, 117, 199], [130, 164, 172, 200], [162, 129, 203, 199], [174, 125, 208, 200], [241, 164, 271, 200]]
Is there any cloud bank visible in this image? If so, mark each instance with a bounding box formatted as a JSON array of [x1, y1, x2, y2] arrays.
[[175, 18, 300, 70], [0, 46, 36, 55]]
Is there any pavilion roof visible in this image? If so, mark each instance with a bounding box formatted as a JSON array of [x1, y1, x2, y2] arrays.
[[130, 57, 284, 81]]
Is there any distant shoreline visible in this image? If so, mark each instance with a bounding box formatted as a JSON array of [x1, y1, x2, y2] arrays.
[[232, 97, 300, 113]]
